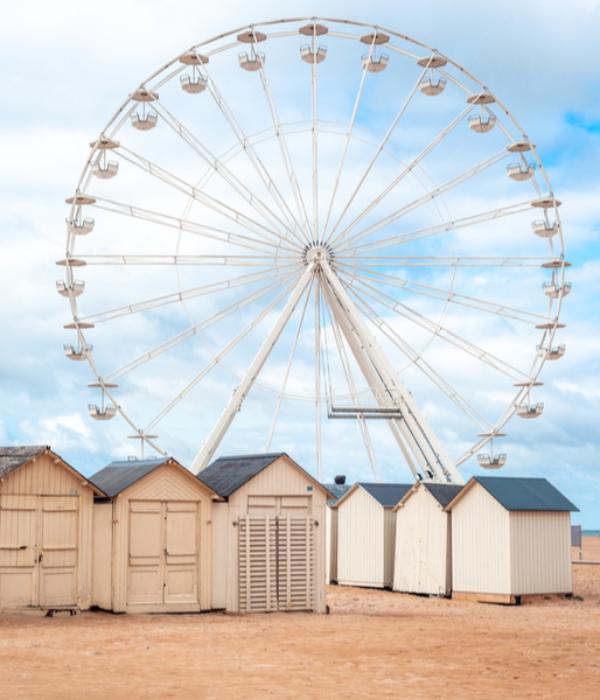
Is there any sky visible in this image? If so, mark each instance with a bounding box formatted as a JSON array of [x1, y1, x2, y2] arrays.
[[1, 0, 599, 525]]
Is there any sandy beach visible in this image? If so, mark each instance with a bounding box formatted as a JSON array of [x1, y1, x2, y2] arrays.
[[0, 536, 598, 699]]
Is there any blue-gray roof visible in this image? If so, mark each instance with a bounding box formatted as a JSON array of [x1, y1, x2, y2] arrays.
[[359, 483, 412, 508], [423, 483, 463, 508], [198, 453, 286, 498], [463, 476, 578, 512], [91, 457, 173, 498], [323, 482, 351, 505]]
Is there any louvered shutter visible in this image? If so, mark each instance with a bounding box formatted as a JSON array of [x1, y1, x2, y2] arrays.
[[238, 515, 277, 612]]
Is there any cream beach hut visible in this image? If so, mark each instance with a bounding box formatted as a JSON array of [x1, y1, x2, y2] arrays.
[[323, 475, 351, 584], [393, 481, 462, 596], [0, 445, 104, 613], [90, 456, 217, 614], [446, 476, 578, 603], [199, 453, 331, 613], [336, 483, 412, 589]]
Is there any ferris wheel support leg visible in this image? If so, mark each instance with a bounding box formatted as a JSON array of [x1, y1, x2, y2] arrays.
[[192, 265, 315, 473], [321, 260, 463, 484]]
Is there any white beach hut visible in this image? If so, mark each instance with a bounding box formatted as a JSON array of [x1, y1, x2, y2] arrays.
[[446, 476, 578, 603], [199, 452, 332, 613], [323, 475, 351, 584], [393, 481, 462, 596], [336, 483, 412, 589], [90, 456, 217, 614], [0, 445, 104, 613]]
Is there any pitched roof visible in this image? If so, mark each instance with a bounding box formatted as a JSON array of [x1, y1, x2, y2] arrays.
[[446, 476, 578, 512], [91, 457, 174, 498], [198, 453, 284, 498], [323, 482, 351, 505], [0, 445, 105, 495], [359, 483, 412, 508], [198, 453, 332, 499], [423, 483, 464, 508], [0, 445, 47, 479]]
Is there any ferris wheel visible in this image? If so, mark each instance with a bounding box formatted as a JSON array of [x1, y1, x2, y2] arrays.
[[58, 17, 569, 483]]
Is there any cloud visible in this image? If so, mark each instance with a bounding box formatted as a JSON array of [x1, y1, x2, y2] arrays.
[[1, 2, 599, 526]]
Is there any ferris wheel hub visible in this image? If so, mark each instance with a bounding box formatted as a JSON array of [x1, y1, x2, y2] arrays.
[[303, 242, 334, 268]]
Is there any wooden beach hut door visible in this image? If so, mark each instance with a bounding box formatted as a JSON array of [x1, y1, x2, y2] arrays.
[[127, 501, 199, 608], [0, 495, 78, 609], [238, 513, 315, 613]]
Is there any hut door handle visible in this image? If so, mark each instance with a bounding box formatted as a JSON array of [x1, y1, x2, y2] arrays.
[[37, 553, 43, 563]]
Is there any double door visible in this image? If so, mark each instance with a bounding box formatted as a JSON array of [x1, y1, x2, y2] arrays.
[[0, 494, 79, 610], [238, 495, 315, 613], [127, 500, 200, 611]]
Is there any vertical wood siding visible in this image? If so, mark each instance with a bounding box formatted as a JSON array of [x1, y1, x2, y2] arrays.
[[509, 511, 572, 594], [211, 502, 228, 609], [325, 506, 340, 584], [394, 485, 451, 596], [451, 485, 511, 595], [337, 487, 385, 588], [383, 508, 396, 588], [92, 503, 112, 609]]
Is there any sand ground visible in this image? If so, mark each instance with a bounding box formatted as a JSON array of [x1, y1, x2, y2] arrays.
[[0, 537, 599, 699]]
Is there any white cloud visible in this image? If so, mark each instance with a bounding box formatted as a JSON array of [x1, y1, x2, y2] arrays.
[[0, 2, 598, 524]]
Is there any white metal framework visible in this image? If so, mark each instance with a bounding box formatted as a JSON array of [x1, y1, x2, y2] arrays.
[[60, 17, 568, 484]]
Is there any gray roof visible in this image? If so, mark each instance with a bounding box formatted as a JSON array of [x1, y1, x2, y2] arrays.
[[423, 483, 463, 508], [0, 445, 47, 479], [468, 476, 578, 512], [323, 482, 351, 505], [198, 453, 286, 498], [91, 457, 172, 498], [359, 483, 412, 508]]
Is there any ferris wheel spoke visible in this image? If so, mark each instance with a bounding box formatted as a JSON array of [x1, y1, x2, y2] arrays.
[[325, 59, 434, 245], [153, 101, 298, 239], [337, 263, 552, 325], [104, 268, 302, 381], [322, 36, 374, 239], [89, 194, 296, 256], [334, 254, 556, 268], [323, 299, 379, 480], [253, 41, 313, 243], [332, 105, 472, 245], [78, 265, 298, 325], [350, 290, 491, 431], [310, 26, 319, 244], [144, 276, 300, 433], [265, 280, 313, 451], [338, 200, 534, 255], [116, 146, 299, 251], [202, 67, 307, 244], [314, 277, 322, 477], [334, 149, 509, 249], [74, 253, 297, 267], [340, 272, 529, 381]]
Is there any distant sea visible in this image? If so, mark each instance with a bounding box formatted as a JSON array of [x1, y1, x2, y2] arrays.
[[583, 530, 600, 536]]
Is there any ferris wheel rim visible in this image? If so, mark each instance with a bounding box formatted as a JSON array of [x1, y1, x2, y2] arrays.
[[61, 16, 568, 478]]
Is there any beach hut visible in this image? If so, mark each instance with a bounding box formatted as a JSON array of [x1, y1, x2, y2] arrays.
[[446, 476, 578, 603], [336, 483, 412, 589], [0, 445, 104, 613], [392, 481, 462, 596], [323, 475, 351, 584], [199, 452, 331, 613], [90, 456, 217, 614]]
